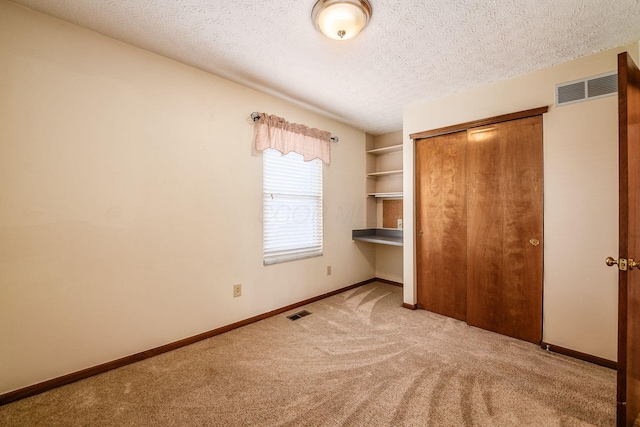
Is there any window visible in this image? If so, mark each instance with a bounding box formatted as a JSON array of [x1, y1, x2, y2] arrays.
[[263, 148, 323, 265]]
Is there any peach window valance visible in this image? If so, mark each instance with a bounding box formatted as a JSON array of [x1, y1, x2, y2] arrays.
[[254, 113, 331, 165]]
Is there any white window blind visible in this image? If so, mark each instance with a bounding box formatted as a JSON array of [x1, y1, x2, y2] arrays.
[[263, 149, 323, 265]]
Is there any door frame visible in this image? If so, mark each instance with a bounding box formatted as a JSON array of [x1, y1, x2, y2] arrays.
[[616, 50, 640, 427]]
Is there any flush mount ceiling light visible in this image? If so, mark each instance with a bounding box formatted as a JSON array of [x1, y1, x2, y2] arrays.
[[312, 0, 372, 41]]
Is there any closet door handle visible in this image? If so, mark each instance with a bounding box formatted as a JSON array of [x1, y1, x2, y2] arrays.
[[529, 238, 540, 246], [418, 230, 424, 236]]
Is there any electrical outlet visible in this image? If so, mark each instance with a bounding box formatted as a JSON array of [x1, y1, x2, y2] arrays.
[[233, 284, 242, 297], [327, 265, 332, 276], [397, 218, 403, 229]]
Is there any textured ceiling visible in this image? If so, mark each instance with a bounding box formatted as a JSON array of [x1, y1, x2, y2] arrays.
[[9, 0, 640, 135]]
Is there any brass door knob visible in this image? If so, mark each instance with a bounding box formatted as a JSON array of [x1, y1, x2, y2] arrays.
[[606, 257, 640, 271], [418, 230, 424, 236], [529, 238, 540, 246], [605, 257, 620, 267]]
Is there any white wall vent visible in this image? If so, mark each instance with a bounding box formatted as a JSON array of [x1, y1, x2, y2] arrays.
[[555, 71, 617, 106]]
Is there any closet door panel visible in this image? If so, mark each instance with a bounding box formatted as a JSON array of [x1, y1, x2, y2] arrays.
[[466, 116, 543, 344], [416, 131, 468, 320]]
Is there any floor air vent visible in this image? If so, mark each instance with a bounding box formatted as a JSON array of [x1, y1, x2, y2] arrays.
[[555, 71, 617, 106], [287, 310, 311, 320]]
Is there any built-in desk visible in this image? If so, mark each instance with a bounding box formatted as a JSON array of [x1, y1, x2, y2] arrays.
[[352, 229, 403, 246]]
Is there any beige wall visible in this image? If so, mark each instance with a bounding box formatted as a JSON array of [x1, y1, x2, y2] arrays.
[[375, 245, 403, 283], [0, 1, 375, 395], [404, 43, 640, 361]]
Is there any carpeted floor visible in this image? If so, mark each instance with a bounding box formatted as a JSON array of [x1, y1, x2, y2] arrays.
[[0, 282, 616, 426]]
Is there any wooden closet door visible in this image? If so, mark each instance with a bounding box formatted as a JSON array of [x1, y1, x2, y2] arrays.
[[465, 116, 543, 344], [416, 131, 468, 320]]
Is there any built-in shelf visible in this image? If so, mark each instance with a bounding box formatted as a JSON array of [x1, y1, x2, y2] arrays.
[[352, 229, 403, 246], [366, 144, 403, 155], [366, 170, 403, 178], [365, 135, 403, 236], [367, 192, 403, 199]]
